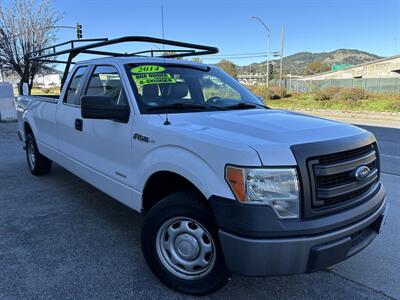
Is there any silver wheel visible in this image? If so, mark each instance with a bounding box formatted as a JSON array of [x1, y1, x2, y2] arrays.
[[27, 140, 36, 169], [156, 216, 216, 280]]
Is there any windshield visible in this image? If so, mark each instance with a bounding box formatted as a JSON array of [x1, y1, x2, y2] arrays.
[[125, 64, 264, 113]]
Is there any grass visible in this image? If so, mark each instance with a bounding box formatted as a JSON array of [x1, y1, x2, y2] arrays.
[[13, 87, 60, 96], [248, 86, 400, 113], [267, 94, 400, 113], [31, 87, 60, 96]]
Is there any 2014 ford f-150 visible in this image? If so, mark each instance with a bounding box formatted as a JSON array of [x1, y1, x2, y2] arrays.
[[16, 37, 386, 295]]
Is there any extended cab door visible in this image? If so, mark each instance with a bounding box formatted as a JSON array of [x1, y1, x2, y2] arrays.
[[78, 65, 133, 186], [56, 65, 90, 162]]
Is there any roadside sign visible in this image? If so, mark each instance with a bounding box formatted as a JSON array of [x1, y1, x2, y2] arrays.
[[331, 64, 353, 71]]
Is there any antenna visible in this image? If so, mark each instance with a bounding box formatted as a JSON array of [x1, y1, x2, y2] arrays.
[[161, 5, 165, 57], [161, 5, 171, 125]]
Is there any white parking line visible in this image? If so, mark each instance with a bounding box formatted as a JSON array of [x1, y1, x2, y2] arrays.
[[380, 154, 400, 159]]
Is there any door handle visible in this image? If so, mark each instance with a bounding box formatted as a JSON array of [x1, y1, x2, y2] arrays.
[[75, 118, 83, 131]]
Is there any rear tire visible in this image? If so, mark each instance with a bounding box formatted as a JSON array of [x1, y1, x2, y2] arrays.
[[26, 133, 52, 175], [141, 190, 231, 295]]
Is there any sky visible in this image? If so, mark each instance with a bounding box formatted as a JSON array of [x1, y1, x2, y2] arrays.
[[4, 0, 400, 66]]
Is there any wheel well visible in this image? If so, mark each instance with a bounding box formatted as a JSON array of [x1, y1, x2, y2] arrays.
[[24, 122, 33, 139], [142, 171, 206, 214]]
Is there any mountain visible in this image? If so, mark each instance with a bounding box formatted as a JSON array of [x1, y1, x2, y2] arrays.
[[237, 49, 382, 76]]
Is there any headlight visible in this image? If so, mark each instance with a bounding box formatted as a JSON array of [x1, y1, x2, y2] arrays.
[[225, 166, 300, 219]]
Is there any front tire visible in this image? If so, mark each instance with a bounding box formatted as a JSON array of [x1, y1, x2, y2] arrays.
[[26, 133, 52, 175], [141, 190, 230, 295]]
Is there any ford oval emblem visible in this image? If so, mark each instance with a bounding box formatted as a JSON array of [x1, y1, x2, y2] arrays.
[[354, 166, 370, 181]]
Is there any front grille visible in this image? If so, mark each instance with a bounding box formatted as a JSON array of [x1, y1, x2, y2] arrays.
[[317, 144, 374, 164], [321, 180, 376, 205], [308, 143, 379, 212], [316, 160, 376, 187]]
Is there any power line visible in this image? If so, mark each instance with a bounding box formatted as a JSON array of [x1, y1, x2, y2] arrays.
[[207, 52, 279, 58], [203, 55, 267, 60], [207, 51, 278, 57]]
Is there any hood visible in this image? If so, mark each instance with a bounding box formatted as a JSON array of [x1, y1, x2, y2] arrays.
[[167, 109, 367, 165]]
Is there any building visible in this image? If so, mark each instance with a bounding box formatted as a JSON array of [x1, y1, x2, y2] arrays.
[[301, 54, 400, 81], [33, 73, 62, 88], [237, 74, 265, 85], [0, 70, 20, 86], [0, 69, 62, 88]]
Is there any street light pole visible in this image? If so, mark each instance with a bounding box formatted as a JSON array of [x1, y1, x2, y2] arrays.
[[279, 26, 285, 87], [251, 16, 270, 87], [1, 25, 79, 40]]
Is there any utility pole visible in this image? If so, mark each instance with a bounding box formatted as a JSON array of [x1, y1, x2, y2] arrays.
[[266, 34, 270, 87], [279, 27, 285, 87], [251, 16, 271, 87]]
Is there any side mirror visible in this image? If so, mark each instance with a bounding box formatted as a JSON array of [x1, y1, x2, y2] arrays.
[[81, 95, 129, 123]]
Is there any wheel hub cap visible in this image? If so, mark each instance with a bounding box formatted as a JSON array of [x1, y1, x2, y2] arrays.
[[175, 233, 200, 260], [156, 217, 216, 280]]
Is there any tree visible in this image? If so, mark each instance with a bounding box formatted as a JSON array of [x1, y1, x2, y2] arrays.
[[217, 60, 238, 78], [191, 57, 203, 63], [163, 51, 183, 60], [0, 0, 61, 94], [304, 61, 331, 75]]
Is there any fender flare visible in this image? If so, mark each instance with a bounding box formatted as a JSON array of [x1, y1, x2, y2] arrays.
[[136, 145, 234, 203], [22, 113, 38, 140]]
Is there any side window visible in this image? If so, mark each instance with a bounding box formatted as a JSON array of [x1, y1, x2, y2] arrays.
[[84, 65, 128, 106], [64, 66, 88, 105]]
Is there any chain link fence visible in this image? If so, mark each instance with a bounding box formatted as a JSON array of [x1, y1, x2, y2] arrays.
[[270, 78, 400, 93]]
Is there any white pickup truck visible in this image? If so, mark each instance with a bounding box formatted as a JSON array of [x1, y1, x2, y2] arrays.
[[16, 37, 386, 295]]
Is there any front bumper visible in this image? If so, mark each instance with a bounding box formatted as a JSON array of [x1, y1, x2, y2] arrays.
[[211, 188, 386, 276]]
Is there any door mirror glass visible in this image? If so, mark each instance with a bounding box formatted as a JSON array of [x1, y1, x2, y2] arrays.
[[81, 95, 129, 123]]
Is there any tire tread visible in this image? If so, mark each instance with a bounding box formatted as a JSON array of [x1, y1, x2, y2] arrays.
[[26, 133, 52, 176], [141, 189, 230, 295]]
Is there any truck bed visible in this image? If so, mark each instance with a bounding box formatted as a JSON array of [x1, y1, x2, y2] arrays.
[[16, 95, 60, 145], [18, 94, 59, 103]]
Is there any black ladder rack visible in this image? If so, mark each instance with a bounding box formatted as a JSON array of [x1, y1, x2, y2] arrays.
[[26, 36, 219, 88]]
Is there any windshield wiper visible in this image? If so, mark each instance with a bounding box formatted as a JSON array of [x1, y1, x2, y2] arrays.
[[147, 103, 206, 111], [254, 103, 270, 109], [147, 102, 226, 112], [224, 102, 268, 110], [146, 102, 266, 112]]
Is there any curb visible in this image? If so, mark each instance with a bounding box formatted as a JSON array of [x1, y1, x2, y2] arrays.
[[290, 108, 400, 122]]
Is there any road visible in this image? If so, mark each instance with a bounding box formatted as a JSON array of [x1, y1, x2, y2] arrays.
[[0, 121, 399, 300], [358, 125, 400, 176]]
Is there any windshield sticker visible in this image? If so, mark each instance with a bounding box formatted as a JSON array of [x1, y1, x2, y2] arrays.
[[131, 65, 165, 74], [132, 73, 176, 86]]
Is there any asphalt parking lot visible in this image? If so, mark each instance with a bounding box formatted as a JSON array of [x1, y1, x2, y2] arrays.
[[0, 121, 399, 299]]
